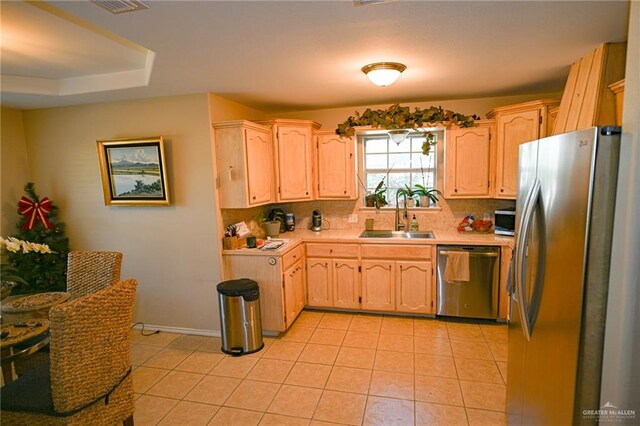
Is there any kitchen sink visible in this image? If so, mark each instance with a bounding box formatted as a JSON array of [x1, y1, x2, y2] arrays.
[[358, 230, 435, 239]]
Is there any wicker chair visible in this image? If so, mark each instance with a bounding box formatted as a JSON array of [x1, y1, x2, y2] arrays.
[[1, 279, 138, 425], [12, 251, 123, 378], [66, 251, 123, 300]]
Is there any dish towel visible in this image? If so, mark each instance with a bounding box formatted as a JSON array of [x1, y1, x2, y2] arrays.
[[443, 251, 470, 282]]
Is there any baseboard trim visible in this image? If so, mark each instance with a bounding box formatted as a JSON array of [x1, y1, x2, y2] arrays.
[[131, 323, 222, 337], [130, 323, 280, 338]]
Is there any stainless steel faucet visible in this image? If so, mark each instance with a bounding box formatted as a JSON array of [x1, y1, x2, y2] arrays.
[[395, 192, 409, 231]]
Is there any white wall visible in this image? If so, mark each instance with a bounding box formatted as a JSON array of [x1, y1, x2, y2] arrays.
[[20, 94, 221, 333], [601, 0, 640, 412], [273, 92, 562, 130], [0, 108, 30, 235]]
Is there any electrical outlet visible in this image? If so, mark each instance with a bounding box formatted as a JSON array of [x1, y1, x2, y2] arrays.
[[348, 214, 358, 223]]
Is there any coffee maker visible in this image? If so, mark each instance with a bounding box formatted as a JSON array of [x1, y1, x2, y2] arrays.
[[311, 210, 323, 232]]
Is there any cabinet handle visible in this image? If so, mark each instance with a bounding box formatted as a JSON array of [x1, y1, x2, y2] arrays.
[[500, 188, 504, 193], [330, 249, 333, 254], [252, 196, 256, 200], [306, 191, 309, 195], [454, 188, 458, 193], [325, 262, 328, 267], [344, 190, 347, 194]]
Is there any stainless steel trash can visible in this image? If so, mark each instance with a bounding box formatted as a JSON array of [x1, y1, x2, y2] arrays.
[[217, 279, 264, 356]]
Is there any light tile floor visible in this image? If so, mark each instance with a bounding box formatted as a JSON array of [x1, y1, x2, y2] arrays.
[[131, 311, 515, 425]]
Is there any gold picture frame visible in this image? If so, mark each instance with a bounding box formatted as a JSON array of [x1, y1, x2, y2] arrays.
[[96, 137, 170, 206]]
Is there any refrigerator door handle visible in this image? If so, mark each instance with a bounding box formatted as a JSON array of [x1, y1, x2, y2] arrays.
[[506, 255, 515, 296], [516, 178, 541, 341], [513, 179, 537, 303]]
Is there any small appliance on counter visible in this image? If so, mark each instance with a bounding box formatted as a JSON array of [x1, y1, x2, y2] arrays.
[[494, 207, 516, 236], [311, 210, 323, 232]]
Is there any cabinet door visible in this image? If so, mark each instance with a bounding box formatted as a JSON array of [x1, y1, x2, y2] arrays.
[[245, 127, 274, 205], [361, 260, 395, 312], [333, 259, 360, 309], [306, 258, 333, 308], [495, 110, 540, 199], [284, 260, 304, 328], [294, 261, 306, 316], [445, 127, 492, 198], [316, 134, 355, 199], [395, 261, 433, 314], [276, 126, 313, 201]]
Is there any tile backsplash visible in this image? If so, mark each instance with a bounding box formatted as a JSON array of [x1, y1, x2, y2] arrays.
[[221, 197, 515, 237]]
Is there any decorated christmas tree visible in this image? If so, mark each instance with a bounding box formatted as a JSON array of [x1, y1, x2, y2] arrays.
[[6, 183, 70, 294]]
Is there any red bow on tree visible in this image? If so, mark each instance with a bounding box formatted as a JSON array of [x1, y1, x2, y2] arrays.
[[18, 196, 53, 230]]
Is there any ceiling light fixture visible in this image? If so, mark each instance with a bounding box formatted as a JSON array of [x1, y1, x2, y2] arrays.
[[388, 129, 410, 145], [361, 62, 406, 87]]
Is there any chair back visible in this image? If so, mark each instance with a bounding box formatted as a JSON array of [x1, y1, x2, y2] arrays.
[[48, 279, 137, 414], [66, 251, 123, 300]]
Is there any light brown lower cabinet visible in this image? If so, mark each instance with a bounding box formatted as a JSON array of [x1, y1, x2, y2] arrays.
[[333, 259, 360, 309], [306, 258, 333, 308], [306, 258, 360, 309], [225, 242, 505, 333], [395, 261, 434, 314], [361, 260, 395, 311], [283, 259, 305, 328], [223, 243, 305, 333], [361, 259, 435, 314]]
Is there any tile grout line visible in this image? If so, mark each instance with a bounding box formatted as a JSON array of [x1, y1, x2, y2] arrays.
[[132, 310, 509, 424]]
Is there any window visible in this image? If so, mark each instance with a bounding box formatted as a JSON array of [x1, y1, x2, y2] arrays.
[[362, 131, 440, 207]]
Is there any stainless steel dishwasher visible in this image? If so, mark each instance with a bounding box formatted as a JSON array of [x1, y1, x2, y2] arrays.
[[436, 245, 500, 320]]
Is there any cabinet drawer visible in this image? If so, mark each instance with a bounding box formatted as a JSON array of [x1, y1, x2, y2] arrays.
[[306, 243, 359, 258], [361, 244, 432, 260], [283, 244, 305, 270]]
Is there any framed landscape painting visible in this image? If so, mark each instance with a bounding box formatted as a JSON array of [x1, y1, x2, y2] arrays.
[[97, 137, 170, 206]]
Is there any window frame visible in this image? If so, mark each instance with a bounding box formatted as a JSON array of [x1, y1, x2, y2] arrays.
[[358, 129, 442, 209]]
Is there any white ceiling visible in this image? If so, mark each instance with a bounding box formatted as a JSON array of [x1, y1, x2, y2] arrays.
[[0, 0, 629, 112]]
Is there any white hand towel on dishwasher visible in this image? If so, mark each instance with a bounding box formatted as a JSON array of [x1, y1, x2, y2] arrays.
[[443, 251, 470, 282]]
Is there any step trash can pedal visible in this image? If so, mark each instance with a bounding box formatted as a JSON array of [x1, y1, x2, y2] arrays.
[[217, 278, 264, 356]]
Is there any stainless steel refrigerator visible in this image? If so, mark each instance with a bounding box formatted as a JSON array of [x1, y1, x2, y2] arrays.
[[507, 126, 621, 425]]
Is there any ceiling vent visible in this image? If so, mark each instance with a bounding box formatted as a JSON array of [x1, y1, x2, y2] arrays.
[[92, 0, 149, 14], [353, 0, 398, 6]]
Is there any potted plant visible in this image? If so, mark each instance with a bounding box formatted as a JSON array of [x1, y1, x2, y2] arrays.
[[358, 171, 389, 209], [414, 184, 442, 207], [268, 208, 287, 233], [257, 209, 284, 237], [396, 184, 418, 207], [370, 179, 388, 209]]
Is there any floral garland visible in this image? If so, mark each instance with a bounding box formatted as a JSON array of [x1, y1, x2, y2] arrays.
[[335, 104, 480, 155]]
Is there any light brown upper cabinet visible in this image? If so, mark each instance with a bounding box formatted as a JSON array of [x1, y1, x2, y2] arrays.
[[487, 99, 560, 199], [608, 79, 625, 126], [259, 119, 321, 202], [444, 122, 494, 199], [554, 43, 626, 134], [314, 130, 356, 200], [212, 120, 275, 208]]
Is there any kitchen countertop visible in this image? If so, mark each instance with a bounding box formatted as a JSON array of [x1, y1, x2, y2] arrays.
[[222, 228, 514, 256]]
